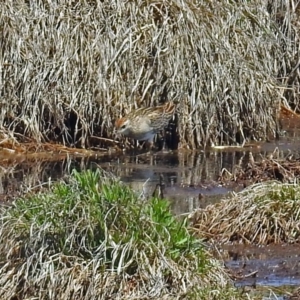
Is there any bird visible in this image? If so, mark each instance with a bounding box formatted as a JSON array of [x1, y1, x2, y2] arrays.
[[115, 101, 176, 150]]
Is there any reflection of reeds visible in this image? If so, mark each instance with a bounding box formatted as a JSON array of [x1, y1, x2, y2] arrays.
[[0, 156, 83, 202], [84, 150, 296, 188], [0, 149, 296, 205], [1, 1, 298, 149]]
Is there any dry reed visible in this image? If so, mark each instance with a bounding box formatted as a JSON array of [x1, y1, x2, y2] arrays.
[[1, 0, 300, 149], [192, 181, 300, 244]]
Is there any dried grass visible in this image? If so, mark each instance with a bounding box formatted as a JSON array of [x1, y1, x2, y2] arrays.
[[1, 0, 300, 149], [219, 150, 300, 186], [192, 181, 300, 244]]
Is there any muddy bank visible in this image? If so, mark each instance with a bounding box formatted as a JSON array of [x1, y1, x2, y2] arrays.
[[219, 244, 300, 287]]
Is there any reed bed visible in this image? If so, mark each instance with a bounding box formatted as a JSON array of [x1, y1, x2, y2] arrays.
[[0, 169, 246, 299], [192, 181, 300, 244], [1, 0, 299, 149]]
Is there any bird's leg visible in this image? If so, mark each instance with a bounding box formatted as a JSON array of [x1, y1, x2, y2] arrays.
[[138, 140, 145, 150], [158, 129, 170, 153], [145, 135, 156, 151], [142, 139, 154, 155], [149, 140, 155, 151], [136, 139, 154, 157]]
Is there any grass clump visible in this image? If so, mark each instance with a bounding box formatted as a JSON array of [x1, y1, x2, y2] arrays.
[[192, 181, 300, 244], [0, 169, 241, 299]]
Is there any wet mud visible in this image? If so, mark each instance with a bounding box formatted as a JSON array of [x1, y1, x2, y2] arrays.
[[220, 244, 300, 287]]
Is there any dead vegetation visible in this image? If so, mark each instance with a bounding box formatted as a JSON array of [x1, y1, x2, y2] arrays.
[[0, 129, 103, 159], [191, 181, 300, 244], [1, 0, 300, 149], [191, 151, 300, 245], [219, 149, 300, 186]]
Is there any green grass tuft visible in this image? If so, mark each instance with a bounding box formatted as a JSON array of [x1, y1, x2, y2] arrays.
[[0, 169, 243, 299]]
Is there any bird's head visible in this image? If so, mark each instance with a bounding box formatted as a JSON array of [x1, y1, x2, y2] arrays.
[[115, 117, 131, 136]]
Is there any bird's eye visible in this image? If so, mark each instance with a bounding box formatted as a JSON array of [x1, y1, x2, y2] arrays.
[[121, 125, 126, 129]]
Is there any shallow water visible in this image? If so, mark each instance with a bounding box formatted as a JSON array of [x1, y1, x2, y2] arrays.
[[2, 137, 300, 210], [221, 244, 300, 288]]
